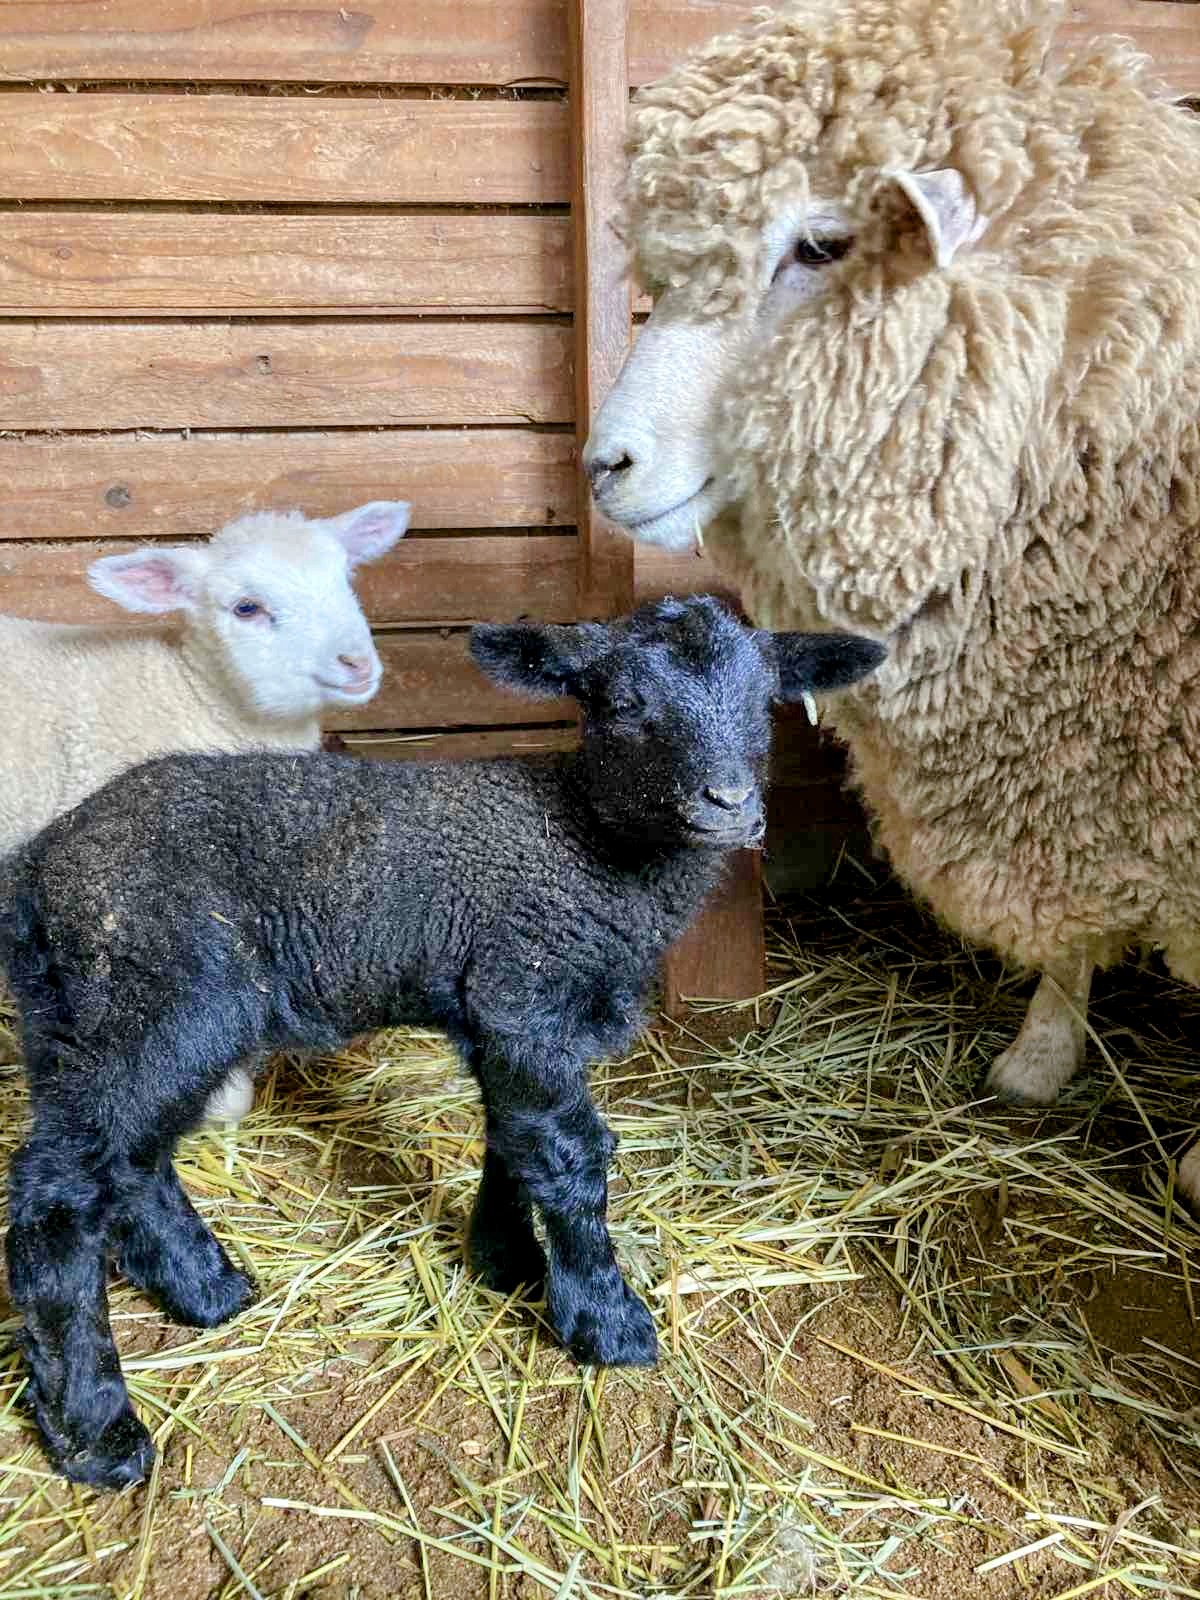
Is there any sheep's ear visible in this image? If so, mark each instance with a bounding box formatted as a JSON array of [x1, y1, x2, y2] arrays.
[[87, 546, 208, 614], [759, 631, 886, 700], [470, 622, 610, 698], [322, 500, 411, 568], [882, 167, 987, 268]]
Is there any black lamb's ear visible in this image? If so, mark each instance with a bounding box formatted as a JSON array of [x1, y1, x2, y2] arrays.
[[759, 631, 887, 700], [469, 621, 611, 699]]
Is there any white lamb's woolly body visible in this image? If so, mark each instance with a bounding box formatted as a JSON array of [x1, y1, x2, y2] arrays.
[[586, 0, 1200, 1198], [0, 500, 410, 1123]]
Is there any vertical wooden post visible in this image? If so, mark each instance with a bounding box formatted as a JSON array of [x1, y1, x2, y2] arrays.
[[568, 0, 763, 1028], [568, 0, 634, 621]]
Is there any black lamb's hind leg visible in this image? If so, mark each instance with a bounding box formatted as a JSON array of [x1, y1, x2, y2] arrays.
[[472, 1043, 656, 1368], [115, 1151, 255, 1329], [6, 1137, 154, 1489], [467, 1115, 548, 1297]]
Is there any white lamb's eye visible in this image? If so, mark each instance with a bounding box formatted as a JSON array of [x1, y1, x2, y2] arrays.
[[233, 599, 265, 619], [774, 234, 854, 280]]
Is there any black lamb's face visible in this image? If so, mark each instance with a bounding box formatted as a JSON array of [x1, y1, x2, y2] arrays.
[[571, 603, 775, 847], [470, 597, 887, 849]]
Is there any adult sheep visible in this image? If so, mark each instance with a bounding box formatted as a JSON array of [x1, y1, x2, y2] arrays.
[[584, 0, 1200, 1195]]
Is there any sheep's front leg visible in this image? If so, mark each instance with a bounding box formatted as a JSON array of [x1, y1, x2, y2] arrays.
[[985, 950, 1093, 1106], [115, 1152, 256, 1329], [470, 1047, 656, 1367], [6, 1139, 154, 1489]]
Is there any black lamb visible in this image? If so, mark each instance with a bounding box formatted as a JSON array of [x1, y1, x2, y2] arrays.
[[0, 595, 885, 1488]]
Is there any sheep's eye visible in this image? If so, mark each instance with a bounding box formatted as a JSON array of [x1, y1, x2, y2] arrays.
[[781, 235, 853, 274], [233, 599, 264, 619], [610, 692, 645, 719]]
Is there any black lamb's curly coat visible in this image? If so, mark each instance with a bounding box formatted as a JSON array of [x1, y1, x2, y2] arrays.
[[0, 596, 885, 1488]]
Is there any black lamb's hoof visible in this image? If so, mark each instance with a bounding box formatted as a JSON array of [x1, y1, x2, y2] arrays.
[[53, 1408, 155, 1491], [468, 1225, 547, 1298], [156, 1263, 257, 1330], [552, 1280, 658, 1368]]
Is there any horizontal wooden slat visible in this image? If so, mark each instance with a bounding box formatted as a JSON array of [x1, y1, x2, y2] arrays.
[[634, 543, 736, 606], [0, 3, 569, 85], [0, 96, 569, 204], [0, 430, 576, 540], [0, 214, 572, 316], [327, 631, 570, 732], [630, 1, 1200, 92], [0, 533, 577, 625], [1, 1, 1194, 92], [1058, 1, 1200, 96], [0, 322, 572, 430]]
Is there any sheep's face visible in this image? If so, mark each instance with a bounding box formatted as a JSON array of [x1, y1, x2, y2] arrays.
[[471, 596, 885, 846], [584, 0, 1117, 638], [584, 195, 859, 554], [87, 501, 410, 723]]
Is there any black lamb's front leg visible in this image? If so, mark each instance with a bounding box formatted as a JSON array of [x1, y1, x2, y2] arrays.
[[469, 1042, 656, 1367], [6, 1138, 154, 1489]]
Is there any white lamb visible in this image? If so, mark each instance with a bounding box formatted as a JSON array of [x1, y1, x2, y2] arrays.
[[0, 498, 410, 1120]]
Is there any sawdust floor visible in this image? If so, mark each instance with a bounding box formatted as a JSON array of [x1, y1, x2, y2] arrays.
[[0, 880, 1197, 1598]]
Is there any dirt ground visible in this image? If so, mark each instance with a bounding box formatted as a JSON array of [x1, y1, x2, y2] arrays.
[[0, 877, 1198, 1598]]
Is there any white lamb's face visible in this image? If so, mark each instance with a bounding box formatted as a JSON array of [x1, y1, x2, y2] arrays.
[[200, 528, 383, 720], [86, 500, 410, 723], [584, 197, 855, 552]]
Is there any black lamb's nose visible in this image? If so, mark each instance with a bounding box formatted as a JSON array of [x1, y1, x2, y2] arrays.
[[703, 784, 753, 813]]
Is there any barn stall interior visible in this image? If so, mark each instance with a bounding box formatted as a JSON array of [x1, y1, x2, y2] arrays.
[[0, 1, 1199, 1596]]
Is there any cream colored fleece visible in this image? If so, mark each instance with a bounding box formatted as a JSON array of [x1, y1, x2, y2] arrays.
[[624, 0, 1200, 983], [0, 619, 317, 855]]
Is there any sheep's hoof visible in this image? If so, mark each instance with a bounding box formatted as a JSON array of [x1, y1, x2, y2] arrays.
[[984, 1030, 1077, 1108], [1178, 1143, 1200, 1210], [158, 1263, 257, 1330], [468, 1227, 547, 1298], [553, 1280, 658, 1368], [54, 1409, 155, 1491]]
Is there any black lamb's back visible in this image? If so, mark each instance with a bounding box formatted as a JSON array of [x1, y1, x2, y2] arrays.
[[10, 748, 715, 1066]]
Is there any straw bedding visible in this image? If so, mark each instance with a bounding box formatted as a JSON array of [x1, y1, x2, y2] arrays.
[[0, 860, 1196, 1598]]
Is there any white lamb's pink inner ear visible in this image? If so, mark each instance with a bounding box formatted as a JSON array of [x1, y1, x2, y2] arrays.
[[883, 167, 988, 267], [325, 501, 411, 566], [89, 551, 201, 613], [124, 560, 189, 607]]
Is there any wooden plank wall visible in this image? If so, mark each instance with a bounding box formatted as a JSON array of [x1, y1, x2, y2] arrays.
[[0, 0, 1195, 771]]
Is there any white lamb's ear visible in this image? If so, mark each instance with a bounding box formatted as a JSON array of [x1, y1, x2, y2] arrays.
[[321, 501, 411, 568], [87, 546, 209, 614], [882, 167, 988, 268]]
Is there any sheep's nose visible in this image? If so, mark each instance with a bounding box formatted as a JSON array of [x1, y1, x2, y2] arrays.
[[583, 441, 637, 497], [339, 653, 373, 681], [703, 784, 754, 813]]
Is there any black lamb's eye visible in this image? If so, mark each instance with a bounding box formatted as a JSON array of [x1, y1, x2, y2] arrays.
[[788, 235, 853, 270], [610, 691, 645, 718]]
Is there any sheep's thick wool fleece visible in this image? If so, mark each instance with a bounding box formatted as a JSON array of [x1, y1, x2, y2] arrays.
[[0, 620, 316, 855], [626, 0, 1200, 976]]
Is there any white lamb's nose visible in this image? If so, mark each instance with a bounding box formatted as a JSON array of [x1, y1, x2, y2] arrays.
[[338, 651, 375, 686]]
